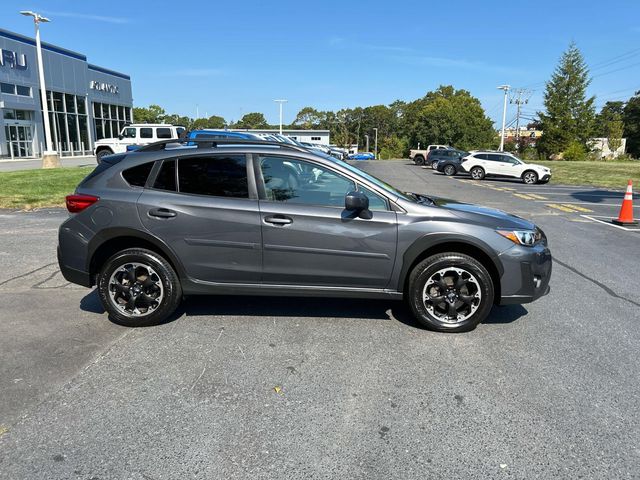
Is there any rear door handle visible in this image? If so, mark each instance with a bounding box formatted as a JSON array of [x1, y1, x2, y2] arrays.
[[148, 208, 177, 218], [264, 215, 293, 226]]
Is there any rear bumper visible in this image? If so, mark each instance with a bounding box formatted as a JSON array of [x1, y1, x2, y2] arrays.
[[58, 246, 92, 287], [498, 243, 552, 305]]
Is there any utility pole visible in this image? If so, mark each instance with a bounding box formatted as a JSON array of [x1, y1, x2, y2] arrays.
[[373, 127, 378, 159], [497, 85, 510, 152], [274, 99, 287, 135], [510, 88, 532, 150]]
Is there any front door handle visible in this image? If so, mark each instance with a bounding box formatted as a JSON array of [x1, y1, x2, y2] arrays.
[[148, 208, 177, 218], [264, 215, 293, 226]]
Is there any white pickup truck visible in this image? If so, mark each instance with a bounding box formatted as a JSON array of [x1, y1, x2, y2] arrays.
[[94, 124, 185, 162], [409, 144, 452, 166]]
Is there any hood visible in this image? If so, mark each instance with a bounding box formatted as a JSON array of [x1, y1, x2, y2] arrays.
[[418, 195, 535, 230], [524, 162, 550, 172]]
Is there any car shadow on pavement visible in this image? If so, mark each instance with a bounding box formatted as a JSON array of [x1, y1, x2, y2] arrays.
[[484, 304, 528, 324], [571, 190, 624, 204], [80, 290, 529, 330]]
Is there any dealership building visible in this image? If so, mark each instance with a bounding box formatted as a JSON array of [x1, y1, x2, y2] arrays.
[[0, 28, 132, 161]]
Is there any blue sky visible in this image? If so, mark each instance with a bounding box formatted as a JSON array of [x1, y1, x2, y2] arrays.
[[2, 0, 640, 126]]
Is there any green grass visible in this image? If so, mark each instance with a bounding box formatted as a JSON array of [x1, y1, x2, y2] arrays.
[[0, 166, 93, 209], [536, 161, 640, 189]]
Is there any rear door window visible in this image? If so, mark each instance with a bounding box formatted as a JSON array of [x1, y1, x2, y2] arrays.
[[140, 128, 153, 139], [178, 155, 248, 198], [153, 159, 176, 191]]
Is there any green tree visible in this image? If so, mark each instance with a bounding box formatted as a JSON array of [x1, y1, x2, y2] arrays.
[[594, 101, 625, 137], [404, 86, 496, 151], [191, 115, 227, 130], [623, 92, 640, 158], [537, 43, 596, 157], [133, 104, 166, 124], [234, 112, 269, 129], [293, 107, 325, 129], [606, 114, 624, 158]]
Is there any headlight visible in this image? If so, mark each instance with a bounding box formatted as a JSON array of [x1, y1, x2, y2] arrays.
[[496, 229, 541, 246]]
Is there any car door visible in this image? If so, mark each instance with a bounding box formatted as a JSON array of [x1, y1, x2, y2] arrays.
[[254, 154, 398, 288], [487, 154, 516, 176], [137, 153, 262, 284]]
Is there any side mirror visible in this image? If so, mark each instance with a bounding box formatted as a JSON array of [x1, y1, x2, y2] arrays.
[[118, 134, 124, 140], [345, 191, 371, 218]]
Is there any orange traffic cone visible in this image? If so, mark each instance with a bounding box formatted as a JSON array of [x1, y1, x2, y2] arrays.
[[612, 180, 638, 226]]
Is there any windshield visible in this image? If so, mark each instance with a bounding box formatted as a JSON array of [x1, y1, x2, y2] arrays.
[[332, 158, 417, 202]]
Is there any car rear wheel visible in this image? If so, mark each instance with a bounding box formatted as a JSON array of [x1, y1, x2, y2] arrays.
[[444, 164, 456, 176], [470, 166, 485, 180], [414, 155, 425, 166], [97, 248, 182, 327], [522, 170, 539, 184], [407, 253, 494, 332]]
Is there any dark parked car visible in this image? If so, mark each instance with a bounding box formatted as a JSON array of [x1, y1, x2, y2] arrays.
[[427, 148, 465, 170], [432, 149, 470, 176], [58, 139, 551, 333]]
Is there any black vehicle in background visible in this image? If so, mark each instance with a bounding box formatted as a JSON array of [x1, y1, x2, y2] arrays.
[[428, 149, 469, 174]]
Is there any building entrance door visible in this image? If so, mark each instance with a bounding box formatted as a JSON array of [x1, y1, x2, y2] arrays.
[[4, 124, 34, 158]]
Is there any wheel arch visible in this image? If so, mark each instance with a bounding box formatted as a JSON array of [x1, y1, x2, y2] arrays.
[[521, 169, 538, 180], [399, 235, 502, 303], [87, 228, 186, 286]]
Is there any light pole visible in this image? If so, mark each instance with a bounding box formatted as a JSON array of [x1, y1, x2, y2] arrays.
[[497, 85, 510, 152], [274, 99, 287, 135], [373, 127, 378, 159], [20, 10, 59, 168]]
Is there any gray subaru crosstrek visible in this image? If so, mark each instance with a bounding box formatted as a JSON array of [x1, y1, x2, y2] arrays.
[[58, 139, 551, 332]]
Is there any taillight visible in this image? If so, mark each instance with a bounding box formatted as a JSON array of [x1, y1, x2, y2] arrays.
[[66, 194, 99, 213]]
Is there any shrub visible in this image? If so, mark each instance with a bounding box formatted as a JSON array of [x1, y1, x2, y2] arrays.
[[563, 141, 587, 161]]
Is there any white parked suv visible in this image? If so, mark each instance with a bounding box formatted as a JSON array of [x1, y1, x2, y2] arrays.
[[94, 124, 185, 162], [461, 151, 551, 184]]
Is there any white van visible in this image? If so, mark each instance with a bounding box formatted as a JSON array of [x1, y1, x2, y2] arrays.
[[94, 124, 185, 161]]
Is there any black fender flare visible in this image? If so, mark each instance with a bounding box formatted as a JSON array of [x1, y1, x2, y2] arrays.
[[397, 232, 504, 292], [86, 227, 188, 280]]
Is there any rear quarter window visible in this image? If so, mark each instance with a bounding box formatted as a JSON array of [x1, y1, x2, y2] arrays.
[[122, 162, 154, 187]]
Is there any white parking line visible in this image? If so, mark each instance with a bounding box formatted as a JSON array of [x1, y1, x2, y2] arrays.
[[580, 215, 640, 231]]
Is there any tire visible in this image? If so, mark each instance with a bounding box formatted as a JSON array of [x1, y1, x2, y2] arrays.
[[97, 248, 182, 327], [96, 149, 113, 163], [444, 164, 456, 176], [414, 155, 425, 166], [522, 170, 539, 184], [431, 160, 439, 169], [470, 166, 485, 180], [407, 253, 495, 332]]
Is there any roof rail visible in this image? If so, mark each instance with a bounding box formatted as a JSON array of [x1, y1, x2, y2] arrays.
[[135, 137, 309, 153]]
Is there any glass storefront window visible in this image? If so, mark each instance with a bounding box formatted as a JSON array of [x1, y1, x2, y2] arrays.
[[65, 94, 76, 114], [77, 96, 86, 115], [52, 92, 64, 112], [93, 102, 101, 117]]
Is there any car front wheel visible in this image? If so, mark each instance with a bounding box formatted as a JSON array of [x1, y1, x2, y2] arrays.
[[97, 248, 182, 327], [444, 164, 456, 176], [408, 253, 495, 332], [522, 170, 539, 184], [470, 166, 485, 180]]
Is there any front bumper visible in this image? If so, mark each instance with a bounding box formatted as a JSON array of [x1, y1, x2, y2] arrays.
[[498, 242, 552, 305], [540, 173, 551, 182]]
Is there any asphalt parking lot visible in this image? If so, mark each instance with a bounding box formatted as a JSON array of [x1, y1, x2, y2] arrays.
[[1, 160, 639, 479]]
